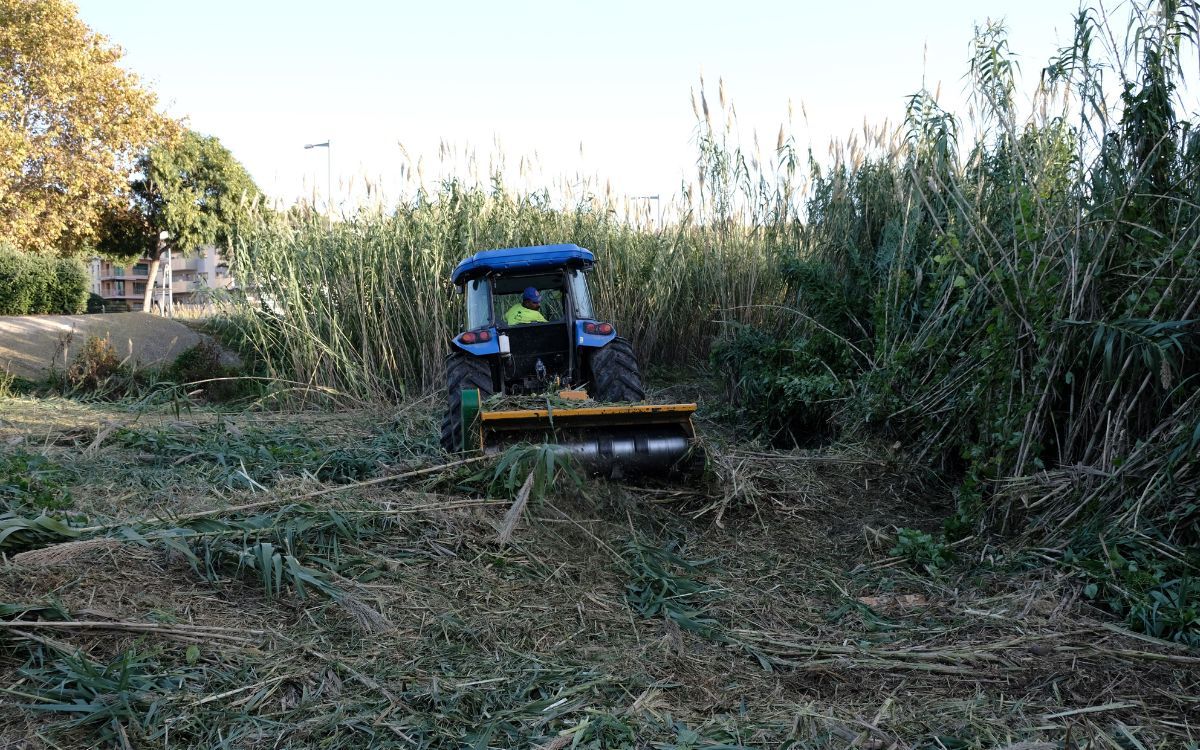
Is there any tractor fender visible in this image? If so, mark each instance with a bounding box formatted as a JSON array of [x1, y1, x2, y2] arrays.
[[450, 327, 501, 355]]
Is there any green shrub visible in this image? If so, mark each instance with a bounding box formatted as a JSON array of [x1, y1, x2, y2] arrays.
[[51, 257, 89, 314], [711, 323, 853, 444], [166, 339, 248, 401], [167, 339, 224, 383], [0, 245, 34, 315], [1067, 542, 1200, 647], [0, 246, 91, 315], [24, 253, 56, 313]]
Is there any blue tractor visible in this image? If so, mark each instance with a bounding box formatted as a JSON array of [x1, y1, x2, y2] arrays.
[[441, 243, 696, 471]]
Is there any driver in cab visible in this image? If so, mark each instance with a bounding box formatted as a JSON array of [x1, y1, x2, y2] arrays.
[[505, 287, 548, 325]]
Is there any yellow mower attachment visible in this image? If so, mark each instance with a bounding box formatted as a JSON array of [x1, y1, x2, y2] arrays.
[[459, 389, 697, 473]]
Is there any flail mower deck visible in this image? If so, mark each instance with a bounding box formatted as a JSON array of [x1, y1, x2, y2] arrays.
[[454, 389, 697, 472]]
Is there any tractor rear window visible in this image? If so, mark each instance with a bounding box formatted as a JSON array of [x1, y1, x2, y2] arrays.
[[495, 288, 565, 324]]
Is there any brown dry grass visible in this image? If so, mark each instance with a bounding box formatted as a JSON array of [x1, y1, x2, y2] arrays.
[[0, 312, 236, 381], [0, 396, 1195, 748]]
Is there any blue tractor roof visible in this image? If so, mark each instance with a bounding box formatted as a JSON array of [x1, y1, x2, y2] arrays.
[[450, 243, 594, 285]]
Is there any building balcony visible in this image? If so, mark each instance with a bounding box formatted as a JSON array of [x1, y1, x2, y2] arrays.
[[99, 274, 149, 281]]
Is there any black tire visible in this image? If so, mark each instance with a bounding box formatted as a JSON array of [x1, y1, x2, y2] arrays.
[[440, 352, 494, 453], [588, 336, 645, 402]]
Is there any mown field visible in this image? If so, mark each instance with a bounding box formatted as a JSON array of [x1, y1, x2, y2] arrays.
[[2, 1, 1199, 746], [0, 390, 1196, 749]]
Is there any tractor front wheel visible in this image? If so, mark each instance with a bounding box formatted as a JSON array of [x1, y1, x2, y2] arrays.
[[440, 352, 494, 453], [588, 336, 645, 402]]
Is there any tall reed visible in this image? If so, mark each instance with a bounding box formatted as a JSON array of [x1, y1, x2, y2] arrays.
[[228, 185, 784, 399], [712, 1, 1200, 578]]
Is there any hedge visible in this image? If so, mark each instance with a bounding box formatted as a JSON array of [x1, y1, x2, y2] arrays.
[[0, 246, 89, 315]]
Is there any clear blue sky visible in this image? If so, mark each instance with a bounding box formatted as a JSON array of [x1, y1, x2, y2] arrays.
[[76, 0, 1089, 208]]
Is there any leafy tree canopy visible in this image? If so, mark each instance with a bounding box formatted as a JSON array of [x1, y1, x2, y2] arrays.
[[129, 129, 263, 256], [0, 0, 175, 255]]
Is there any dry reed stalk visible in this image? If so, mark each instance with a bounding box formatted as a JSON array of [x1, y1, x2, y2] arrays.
[[9, 538, 124, 567], [496, 469, 535, 544], [0, 620, 262, 646]]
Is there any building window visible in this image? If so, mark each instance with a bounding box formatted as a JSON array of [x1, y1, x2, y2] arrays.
[[133, 282, 146, 294], [133, 263, 148, 275], [114, 267, 124, 277], [115, 281, 125, 296]]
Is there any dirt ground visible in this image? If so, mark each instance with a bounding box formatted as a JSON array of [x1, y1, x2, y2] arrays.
[[0, 395, 1196, 749], [0, 312, 233, 380]]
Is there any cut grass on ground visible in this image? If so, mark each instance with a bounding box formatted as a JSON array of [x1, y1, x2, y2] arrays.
[[0, 394, 1196, 749]]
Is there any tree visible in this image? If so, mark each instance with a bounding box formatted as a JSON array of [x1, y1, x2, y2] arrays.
[[0, 0, 175, 255], [116, 130, 262, 311]]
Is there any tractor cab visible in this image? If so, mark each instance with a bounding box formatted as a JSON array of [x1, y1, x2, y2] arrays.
[[451, 244, 615, 395]]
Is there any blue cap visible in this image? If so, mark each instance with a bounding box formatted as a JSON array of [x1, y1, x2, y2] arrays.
[[522, 287, 541, 303]]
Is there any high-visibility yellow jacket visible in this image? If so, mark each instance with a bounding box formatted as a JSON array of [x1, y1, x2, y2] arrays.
[[505, 303, 548, 326]]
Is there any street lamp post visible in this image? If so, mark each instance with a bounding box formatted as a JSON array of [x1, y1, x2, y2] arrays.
[[304, 140, 332, 214]]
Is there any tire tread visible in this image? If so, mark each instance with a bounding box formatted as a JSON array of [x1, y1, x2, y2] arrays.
[[440, 352, 494, 453], [589, 337, 645, 402]]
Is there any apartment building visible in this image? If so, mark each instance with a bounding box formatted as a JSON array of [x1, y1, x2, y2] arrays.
[[89, 246, 233, 310], [89, 258, 151, 305]]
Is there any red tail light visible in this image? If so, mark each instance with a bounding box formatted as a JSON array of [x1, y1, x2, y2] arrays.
[[460, 329, 492, 345], [585, 322, 614, 335]]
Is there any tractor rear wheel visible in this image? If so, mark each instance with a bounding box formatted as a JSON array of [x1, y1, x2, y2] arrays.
[[440, 352, 494, 453], [588, 336, 645, 402]]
